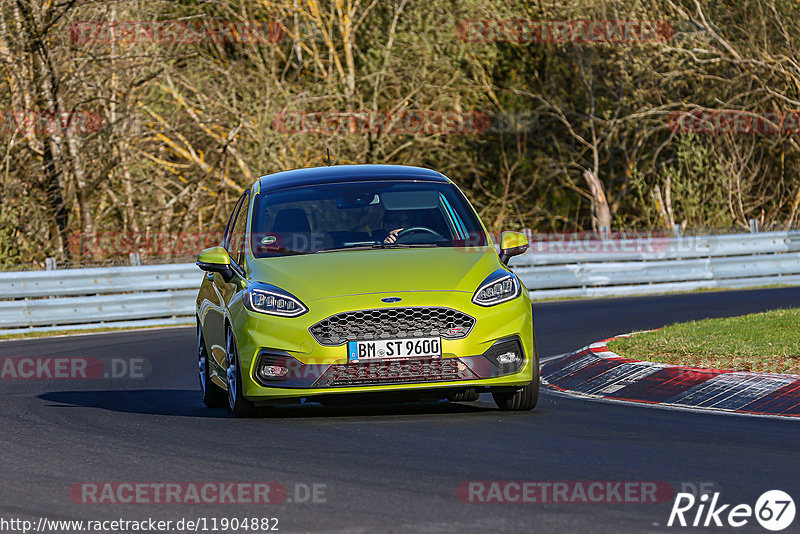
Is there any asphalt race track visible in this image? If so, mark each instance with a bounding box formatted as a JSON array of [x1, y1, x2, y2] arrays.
[[2, 287, 800, 533]]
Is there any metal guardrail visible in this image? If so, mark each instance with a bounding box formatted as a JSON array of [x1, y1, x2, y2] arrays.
[[1, 231, 799, 334], [0, 264, 200, 335], [510, 230, 800, 299], [0, 263, 199, 298]]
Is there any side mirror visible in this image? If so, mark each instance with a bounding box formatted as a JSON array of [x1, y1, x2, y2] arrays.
[[498, 231, 529, 265], [197, 246, 235, 282]]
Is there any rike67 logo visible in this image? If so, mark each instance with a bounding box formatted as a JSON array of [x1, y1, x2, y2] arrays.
[[668, 490, 795, 531]]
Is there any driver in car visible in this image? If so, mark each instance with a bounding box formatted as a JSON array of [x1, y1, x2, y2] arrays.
[[382, 210, 411, 244]]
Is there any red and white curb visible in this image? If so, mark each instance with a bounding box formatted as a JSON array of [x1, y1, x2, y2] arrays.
[[541, 334, 800, 418]]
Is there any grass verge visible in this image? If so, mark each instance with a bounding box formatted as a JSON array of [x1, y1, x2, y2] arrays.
[[606, 307, 800, 374]]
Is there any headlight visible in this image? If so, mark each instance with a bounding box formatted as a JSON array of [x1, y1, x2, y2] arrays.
[[245, 283, 308, 317], [472, 270, 521, 306]]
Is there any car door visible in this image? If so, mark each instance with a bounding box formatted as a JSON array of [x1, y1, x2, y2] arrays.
[[201, 191, 248, 377], [211, 190, 251, 369]]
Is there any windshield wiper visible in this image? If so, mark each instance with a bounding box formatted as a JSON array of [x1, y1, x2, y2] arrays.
[[317, 242, 439, 253], [316, 244, 379, 254], [375, 242, 439, 249]]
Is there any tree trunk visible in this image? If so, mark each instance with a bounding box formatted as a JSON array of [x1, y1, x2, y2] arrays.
[[583, 169, 611, 231]]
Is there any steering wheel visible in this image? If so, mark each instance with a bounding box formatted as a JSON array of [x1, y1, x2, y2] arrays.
[[394, 226, 446, 244]]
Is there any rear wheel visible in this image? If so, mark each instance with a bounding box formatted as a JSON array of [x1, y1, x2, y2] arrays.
[[225, 326, 256, 418], [198, 323, 226, 408], [447, 388, 480, 402]]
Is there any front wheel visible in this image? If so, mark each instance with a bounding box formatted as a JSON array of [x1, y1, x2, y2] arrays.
[[492, 341, 540, 411], [225, 327, 256, 418], [492, 377, 539, 411]]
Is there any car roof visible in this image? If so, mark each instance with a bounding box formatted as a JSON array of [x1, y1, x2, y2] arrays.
[[256, 164, 449, 193]]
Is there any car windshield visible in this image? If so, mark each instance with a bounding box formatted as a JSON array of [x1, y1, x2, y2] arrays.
[[251, 180, 487, 257]]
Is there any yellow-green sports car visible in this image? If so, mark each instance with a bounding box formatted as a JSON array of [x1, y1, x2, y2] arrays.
[[195, 164, 538, 416]]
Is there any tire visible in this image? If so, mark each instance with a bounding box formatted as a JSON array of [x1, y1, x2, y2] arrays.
[[447, 388, 480, 402], [225, 326, 257, 418], [492, 377, 539, 411], [198, 323, 226, 408], [492, 327, 540, 411]]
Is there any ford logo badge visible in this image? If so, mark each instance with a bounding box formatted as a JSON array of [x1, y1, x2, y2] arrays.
[[381, 297, 402, 303]]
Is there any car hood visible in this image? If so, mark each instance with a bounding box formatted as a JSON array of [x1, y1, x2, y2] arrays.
[[247, 246, 501, 301]]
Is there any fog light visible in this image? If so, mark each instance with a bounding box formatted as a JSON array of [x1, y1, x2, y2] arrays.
[[482, 338, 524, 374], [496, 351, 519, 365], [259, 365, 288, 379]]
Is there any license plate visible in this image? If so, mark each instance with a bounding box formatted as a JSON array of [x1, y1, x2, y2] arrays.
[[347, 337, 441, 363]]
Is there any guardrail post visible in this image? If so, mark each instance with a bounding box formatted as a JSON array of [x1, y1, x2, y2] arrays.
[[129, 252, 141, 266], [45, 257, 56, 270], [749, 219, 759, 233], [672, 224, 682, 238]]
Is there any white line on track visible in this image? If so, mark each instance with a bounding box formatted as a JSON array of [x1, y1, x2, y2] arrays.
[[542, 380, 800, 421], [540, 349, 800, 420], [540, 352, 571, 363]]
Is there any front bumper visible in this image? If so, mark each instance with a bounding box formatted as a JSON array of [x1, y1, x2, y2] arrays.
[[227, 290, 534, 401]]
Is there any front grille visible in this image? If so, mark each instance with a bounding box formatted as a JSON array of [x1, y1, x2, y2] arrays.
[[309, 307, 475, 346], [314, 358, 477, 387]]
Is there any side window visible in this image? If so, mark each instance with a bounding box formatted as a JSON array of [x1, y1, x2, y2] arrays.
[[228, 192, 250, 268], [223, 194, 246, 249]]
